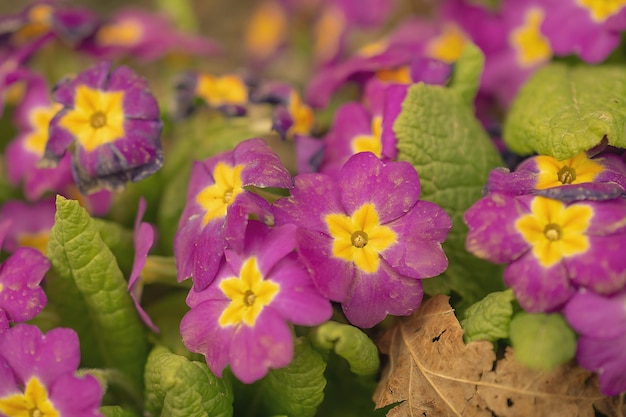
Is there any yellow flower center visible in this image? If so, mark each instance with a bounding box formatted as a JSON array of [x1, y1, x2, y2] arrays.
[[357, 39, 389, 57], [24, 104, 63, 156], [218, 257, 280, 327], [196, 74, 248, 108], [351, 116, 383, 158], [426, 23, 467, 64], [325, 203, 397, 273], [534, 152, 604, 189], [196, 162, 245, 226], [509, 8, 552, 67], [17, 231, 50, 255], [58, 85, 126, 152], [0, 377, 59, 417], [12, 5, 52, 44], [375, 66, 412, 84], [313, 6, 346, 63], [96, 20, 143, 47], [515, 197, 592, 267], [287, 91, 314, 137], [577, 0, 626, 21], [244, 0, 287, 60]]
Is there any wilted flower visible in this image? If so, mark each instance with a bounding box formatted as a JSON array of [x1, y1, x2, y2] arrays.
[[174, 138, 293, 290], [0, 324, 103, 416], [180, 221, 332, 383], [273, 152, 451, 328], [44, 60, 164, 194], [465, 193, 626, 312]]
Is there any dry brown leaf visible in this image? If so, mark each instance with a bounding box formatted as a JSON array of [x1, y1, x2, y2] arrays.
[[373, 295, 625, 417]]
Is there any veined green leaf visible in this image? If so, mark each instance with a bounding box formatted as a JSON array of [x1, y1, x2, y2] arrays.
[[461, 289, 514, 343]]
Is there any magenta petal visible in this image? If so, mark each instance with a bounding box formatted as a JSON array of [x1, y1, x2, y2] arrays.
[[175, 218, 225, 290], [223, 193, 273, 253], [565, 290, 626, 339], [339, 152, 420, 222], [503, 255, 575, 313], [107, 66, 159, 120], [235, 138, 293, 189], [0, 354, 18, 396], [296, 228, 353, 302], [576, 336, 626, 396], [228, 308, 294, 383], [342, 263, 423, 328], [49, 373, 103, 417], [565, 235, 626, 294], [241, 222, 298, 275]]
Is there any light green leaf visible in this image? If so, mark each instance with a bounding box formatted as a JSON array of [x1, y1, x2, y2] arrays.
[[461, 289, 514, 343], [504, 63, 626, 159], [395, 82, 505, 314], [450, 41, 485, 104], [46, 196, 147, 388], [144, 345, 233, 417], [100, 406, 141, 417], [509, 312, 576, 371], [309, 321, 379, 376], [94, 218, 134, 278]]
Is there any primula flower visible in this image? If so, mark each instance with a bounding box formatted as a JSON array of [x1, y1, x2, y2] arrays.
[[0, 219, 49, 332], [486, 152, 626, 202], [243, 0, 289, 67], [174, 138, 293, 290], [465, 193, 626, 312], [564, 289, 626, 396], [80, 8, 220, 62], [0, 199, 55, 255], [0, 324, 103, 417], [541, 0, 626, 63], [273, 152, 451, 328], [44, 61, 164, 194], [128, 198, 159, 332], [174, 71, 249, 118], [180, 221, 332, 383], [271, 90, 315, 140]]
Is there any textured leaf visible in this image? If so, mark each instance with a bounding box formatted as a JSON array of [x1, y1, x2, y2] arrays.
[[46, 196, 147, 387], [449, 41, 484, 104], [509, 312, 576, 371], [310, 321, 380, 376], [395, 82, 505, 313], [144, 345, 234, 417], [373, 295, 623, 417], [503, 63, 626, 159], [94, 218, 135, 277], [461, 289, 514, 343]]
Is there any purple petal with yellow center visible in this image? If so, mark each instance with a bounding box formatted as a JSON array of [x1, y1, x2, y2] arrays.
[[0, 198, 55, 254]]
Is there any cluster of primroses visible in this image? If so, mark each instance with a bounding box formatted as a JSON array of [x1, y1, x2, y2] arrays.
[[1, 0, 626, 415]]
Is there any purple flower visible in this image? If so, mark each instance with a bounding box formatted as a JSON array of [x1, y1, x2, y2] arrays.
[[465, 194, 626, 312], [44, 61, 164, 194], [80, 8, 220, 62], [487, 152, 626, 202], [564, 289, 626, 396], [180, 221, 332, 383], [0, 198, 55, 254], [273, 152, 451, 328], [174, 71, 249, 118], [0, 219, 49, 332], [243, 0, 289, 67], [174, 138, 293, 290], [541, 0, 626, 63], [0, 324, 103, 416], [128, 198, 158, 332]]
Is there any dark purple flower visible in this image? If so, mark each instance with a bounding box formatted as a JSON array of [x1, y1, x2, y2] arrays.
[[0, 324, 103, 416], [174, 138, 293, 290], [273, 152, 451, 328], [44, 61, 164, 194], [465, 193, 626, 312], [180, 221, 332, 383], [564, 289, 626, 396]]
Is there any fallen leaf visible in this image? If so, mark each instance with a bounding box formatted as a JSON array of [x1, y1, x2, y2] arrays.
[[373, 295, 625, 417]]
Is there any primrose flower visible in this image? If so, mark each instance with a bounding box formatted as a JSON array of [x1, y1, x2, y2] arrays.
[[273, 152, 451, 328], [180, 221, 332, 383], [487, 152, 626, 202], [44, 61, 164, 194], [174, 71, 249, 118], [0, 324, 103, 417], [0, 219, 49, 332], [0, 199, 55, 255], [174, 138, 293, 290], [564, 289, 626, 396], [81, 8, 220, 62], [541, 0, 626, 63], [465, 194, 626, 312]]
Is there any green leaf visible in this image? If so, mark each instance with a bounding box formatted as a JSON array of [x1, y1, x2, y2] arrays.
[[144, 345, 233, 417], [309, 321, 379, 376], [503, 63, 626, 159], [509, 312, 577, 371], [450, 41, 485, 104], [395, 82, 505, 314], [46, 196, 147, 388], [94, 218, 135, 278], [100, 406, 141, 417], [461, 289, 514, 343]]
